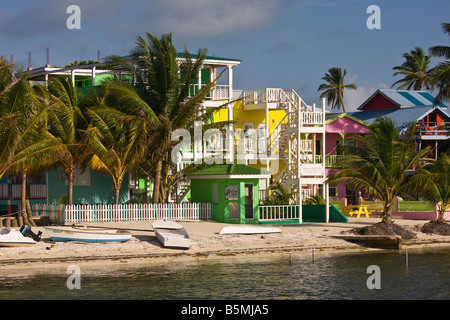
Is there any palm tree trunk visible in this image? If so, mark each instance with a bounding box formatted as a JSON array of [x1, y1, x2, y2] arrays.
[[382, 200, 394, 224], [114, 177, 123, 205], [438, 203, 446, 222], [21, 171, 27, 213], [152, 157, 163, 203], [114, 188, 120, 205], [67, 169, 74, 205]]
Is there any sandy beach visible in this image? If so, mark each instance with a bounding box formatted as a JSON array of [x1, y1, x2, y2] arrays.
[[1, 218, 449, 274]]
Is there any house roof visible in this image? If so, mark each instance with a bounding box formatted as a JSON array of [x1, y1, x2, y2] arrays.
[[357, 89, 449, 110], [188, 164, 270, 178], [177, 52, 242, 63], [325, 113, 370, 126], [347, 106, 450, 128]]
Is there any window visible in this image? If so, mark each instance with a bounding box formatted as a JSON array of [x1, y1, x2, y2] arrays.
[[73, 166, 90, 186], [336, 139, 357, 155], [213, 183, 218, 205], [329, 184, 337, 198]]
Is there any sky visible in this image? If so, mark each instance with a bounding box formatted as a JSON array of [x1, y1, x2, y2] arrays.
[[0, 0, 449, 111]]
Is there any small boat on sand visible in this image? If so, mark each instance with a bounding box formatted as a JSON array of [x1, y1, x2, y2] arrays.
[[219, 225, 282, 235], [0, 227, 36, 247], [45, 225, 132, 243], [152, 220, 190, 249], [332, 234, 402, 250]]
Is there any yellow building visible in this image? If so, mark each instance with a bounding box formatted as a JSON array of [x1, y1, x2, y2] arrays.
[[180, 54, 328, 213]]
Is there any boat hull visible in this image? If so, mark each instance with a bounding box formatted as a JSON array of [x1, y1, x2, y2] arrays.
[[219, 225, 282, 235], [45, 226, 132, 243], [333, 235, 402, 250], [0, 228, 36, 247], [152, 220, 190, 249]]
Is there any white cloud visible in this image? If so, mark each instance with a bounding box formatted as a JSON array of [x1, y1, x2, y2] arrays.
[[144, 0, 280, 38], [343, 80, 390, 112]]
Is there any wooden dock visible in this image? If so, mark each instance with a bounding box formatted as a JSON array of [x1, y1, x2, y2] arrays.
[[332, 234, 402, 250]]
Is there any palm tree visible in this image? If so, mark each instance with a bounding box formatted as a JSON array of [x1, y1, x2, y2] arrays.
[[263, 181, 297, 205], [0, 62, 61, 225], [328, 116, 431, 224], [0, 61, 61, 181], [82, 83, 150, 205], [411, 153, 450, 222], [318, 67, 356, 113], [41, 76, 89, 205], [392, 47, 435, 91], [105, 32, 222, 203], [429, 23, 450, 104]]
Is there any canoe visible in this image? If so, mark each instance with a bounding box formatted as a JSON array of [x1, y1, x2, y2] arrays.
[[152, 220, 190, 249], [219, 225, 282, 235], [0, 228, 36, 247], [332, 235, 402, 250], [45, 225, 132, 243]]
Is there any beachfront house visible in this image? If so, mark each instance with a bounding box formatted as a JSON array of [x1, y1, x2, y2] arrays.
[[187, 164, 271, 224], [323, 89, 450, 217], [0, 62, 131, 215], [349, 89, 450, 160]]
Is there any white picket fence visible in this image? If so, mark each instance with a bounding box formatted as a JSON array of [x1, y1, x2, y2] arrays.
[[64, 203, 212, 223], [29, 203, 212, 223]]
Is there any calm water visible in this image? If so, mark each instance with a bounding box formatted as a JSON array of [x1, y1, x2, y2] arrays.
[[0, 247, 449, 300]]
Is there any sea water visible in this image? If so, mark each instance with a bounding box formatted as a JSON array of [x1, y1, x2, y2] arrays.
[[0, 247, 449, 300]]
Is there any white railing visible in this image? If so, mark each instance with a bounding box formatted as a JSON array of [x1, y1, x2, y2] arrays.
[[64, 202, 212, 223], [210, 85, 229, 100], [189, 84, 232, 101], [417, 122, 450, 136], [259, 205, 299, 221], [288, 112, 324, 127]]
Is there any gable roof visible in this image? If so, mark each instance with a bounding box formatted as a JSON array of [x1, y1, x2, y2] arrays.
[[357, 89, 449, 110], [325, 112, 370, 126], [348, 106, 450, 128]]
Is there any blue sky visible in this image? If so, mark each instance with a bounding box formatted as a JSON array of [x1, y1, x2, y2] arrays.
[[0, 0, 449, 111]]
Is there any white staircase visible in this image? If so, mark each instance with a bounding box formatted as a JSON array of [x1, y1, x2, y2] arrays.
[[242, 88, 326, 204]]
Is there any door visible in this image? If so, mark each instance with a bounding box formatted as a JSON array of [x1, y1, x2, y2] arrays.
[[244, 183, 254, 219], [346, 187, 358, 205], [229, 202, 239, 220], [243, 123, 254, 154]]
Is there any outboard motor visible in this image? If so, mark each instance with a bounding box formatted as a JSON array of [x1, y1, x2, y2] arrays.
[[20, 225, 42, 242]]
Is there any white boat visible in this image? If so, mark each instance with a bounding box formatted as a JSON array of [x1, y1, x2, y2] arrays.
[[152, 220, 190, 249], [45, 225, 132, 243], [219, 225, 282, 235], [0, 228, 36, 247]]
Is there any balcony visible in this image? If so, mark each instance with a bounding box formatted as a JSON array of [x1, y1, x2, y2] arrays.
[[315, 155, 345, 168], [188, 85, 242, 101], [415, 122, 449, 140]]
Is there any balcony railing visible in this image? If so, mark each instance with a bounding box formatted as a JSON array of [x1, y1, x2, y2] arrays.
[[188, 84, 241, 101], [315, 155, 345, 167], [0, 184, 47, 199], [416, 122, 449, 137]]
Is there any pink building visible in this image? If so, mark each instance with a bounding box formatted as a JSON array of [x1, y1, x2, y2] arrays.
[[324, 113, 371, 204]]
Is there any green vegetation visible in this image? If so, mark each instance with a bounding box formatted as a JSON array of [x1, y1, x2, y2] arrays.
[[317, 67, 356, 113], [328, 117, 431, 224]]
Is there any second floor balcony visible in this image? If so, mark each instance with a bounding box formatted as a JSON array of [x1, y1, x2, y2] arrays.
[[415, 122, 450, 140]]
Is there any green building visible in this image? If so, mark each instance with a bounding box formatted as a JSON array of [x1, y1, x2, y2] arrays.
[[188, 164, 271, 224]]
